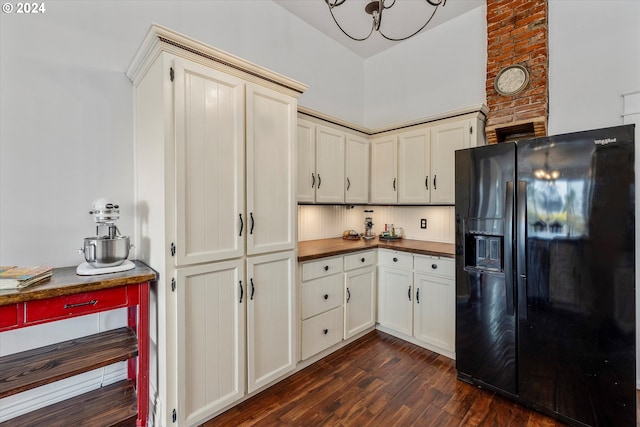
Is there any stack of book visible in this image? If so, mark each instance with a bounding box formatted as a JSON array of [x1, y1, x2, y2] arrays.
[[0, 266, 53, 290]]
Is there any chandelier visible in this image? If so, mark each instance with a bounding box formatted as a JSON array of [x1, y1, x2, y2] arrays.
[[534, 152, 560, 181], [324, 0, 447, 42]]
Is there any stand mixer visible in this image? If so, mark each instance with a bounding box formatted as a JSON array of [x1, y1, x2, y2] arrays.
[[76, 199, 135, 275]]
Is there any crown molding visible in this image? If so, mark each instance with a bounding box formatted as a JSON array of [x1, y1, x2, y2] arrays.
[[126, 23, 308, 96], [298, 104, 489, 136]]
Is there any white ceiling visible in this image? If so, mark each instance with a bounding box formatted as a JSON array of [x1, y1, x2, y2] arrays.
[[273, 0, 484, 58]]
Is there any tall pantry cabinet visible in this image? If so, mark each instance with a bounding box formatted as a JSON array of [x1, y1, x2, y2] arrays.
[[127, 25, 306, 427]]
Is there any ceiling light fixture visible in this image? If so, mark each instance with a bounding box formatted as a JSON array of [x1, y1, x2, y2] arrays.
[[534, 152, 560, 181], [324, 0, 447, 42]]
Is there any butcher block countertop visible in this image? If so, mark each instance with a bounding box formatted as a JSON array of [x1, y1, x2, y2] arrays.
[[298, 237, 455, 262]]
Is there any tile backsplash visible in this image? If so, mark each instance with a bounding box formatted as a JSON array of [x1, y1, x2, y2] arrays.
[[298, 205, 454, 243]]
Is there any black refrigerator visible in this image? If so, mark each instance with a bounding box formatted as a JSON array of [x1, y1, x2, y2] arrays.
[[455, 125, 636, 427]]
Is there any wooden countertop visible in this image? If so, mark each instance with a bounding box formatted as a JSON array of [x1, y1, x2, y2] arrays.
[[298, 238, 455, 262], [0, 260, 157, 306]]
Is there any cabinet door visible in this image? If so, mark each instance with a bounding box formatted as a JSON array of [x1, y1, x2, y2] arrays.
[[370, 135, 398, 204], [414, 272, 455, 354], [246, 251, 296, 393], [176, 260, 245, 426], [296, 119, 315, 203], [173, 59, 245, 266], [430, 119, 471, 204], [315, 125, 345, 203], [398, 129, 431, 204], [377, 266, 413, 336], [344, 266, 376, 339], [246, 84, 297, 255], [345, 134, 370, 204]]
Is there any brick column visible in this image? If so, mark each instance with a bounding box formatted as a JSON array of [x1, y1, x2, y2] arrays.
[[486, 0, 548, 143]]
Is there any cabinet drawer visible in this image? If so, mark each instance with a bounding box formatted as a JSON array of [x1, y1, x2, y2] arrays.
[[414, 255, 454, 278], [378, 250, 413, 270], [301, 274, 343, 320], [301, 257, 343, 281], [344, 250, 376, 271], [301, 306, 343, 360], [25, 287, 128, 324], [0, 304, 19, 331]]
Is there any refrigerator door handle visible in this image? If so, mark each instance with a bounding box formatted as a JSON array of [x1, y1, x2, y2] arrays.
[[516, 180, 527, 320], [504, 181, 515, 316]]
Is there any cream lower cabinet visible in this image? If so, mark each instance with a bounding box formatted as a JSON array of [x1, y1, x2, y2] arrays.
[[247, 251, 296, 393], [176, 261, 245, 426], [175, 252, 296, 426], [344, 251, 376, 339], [300, 256, 344, 360], [299, 250, 376, 360], [377, 250, 414, 336], [413, 255, 455, 357], [377, 250, 456, 359]]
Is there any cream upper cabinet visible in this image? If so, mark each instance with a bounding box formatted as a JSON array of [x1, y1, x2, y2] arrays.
[[296, 118, 370, 204], [345, 134, 370, 204], [373, 114, 484, 205], [176, 260, 245, 426], [246, 84, 297, 255], [299, 111, 484, 206], [173, 59, 245, 266], [246, 251, 296, 393], [296, 120, 345, 204], [397, 128, 431, 204], [296, 119, 315, 203], [370, 135, 398, 204], [315, 125, 345, 203], [430, 118, 476, 204]]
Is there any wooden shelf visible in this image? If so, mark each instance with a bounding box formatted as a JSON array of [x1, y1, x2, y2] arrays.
[[0, 379, 137, 427], [0, 264, 153, 426], [0, 327, 138, 398]]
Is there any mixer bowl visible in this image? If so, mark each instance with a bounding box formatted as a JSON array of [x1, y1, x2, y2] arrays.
[[82, 235, 131, 268]]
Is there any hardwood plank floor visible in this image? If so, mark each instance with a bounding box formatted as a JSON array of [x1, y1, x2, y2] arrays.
[[203, 330, 625, 427]]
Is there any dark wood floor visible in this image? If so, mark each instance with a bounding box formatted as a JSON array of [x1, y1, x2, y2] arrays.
[[202, 330, 615, 427]]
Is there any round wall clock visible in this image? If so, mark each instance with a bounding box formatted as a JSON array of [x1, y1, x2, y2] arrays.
[[494, 64, 530, 96]]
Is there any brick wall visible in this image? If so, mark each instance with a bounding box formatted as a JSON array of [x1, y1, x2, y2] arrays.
[[486, 0, 548, 143]]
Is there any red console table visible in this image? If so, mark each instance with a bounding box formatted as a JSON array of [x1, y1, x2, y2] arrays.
[[0, 261, 156, 427]]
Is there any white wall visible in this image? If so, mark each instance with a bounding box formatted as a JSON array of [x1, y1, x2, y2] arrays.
[[0, 0, 364, 268], [548, 0, 640, 134], [363, 6, 487, 129]]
